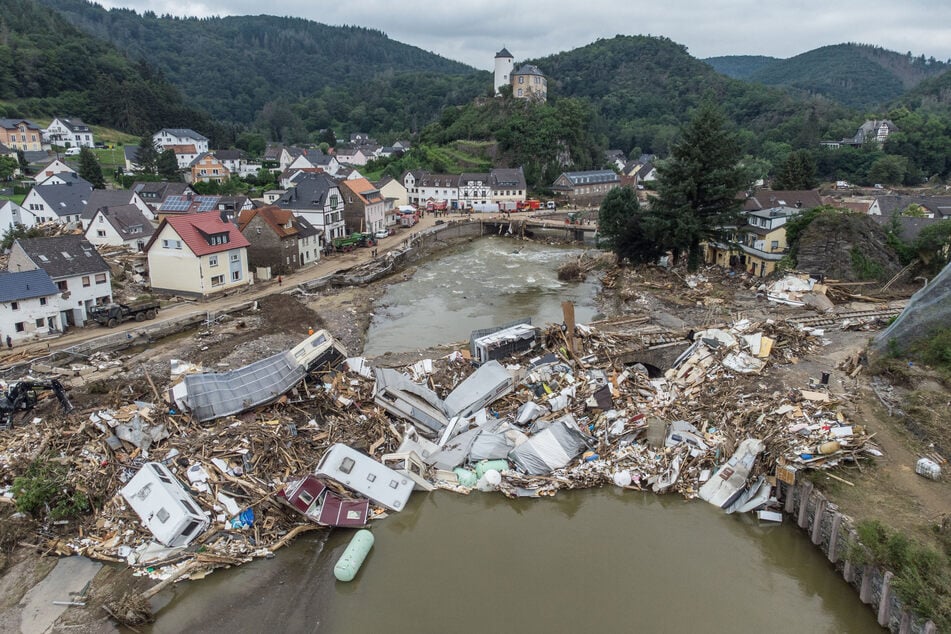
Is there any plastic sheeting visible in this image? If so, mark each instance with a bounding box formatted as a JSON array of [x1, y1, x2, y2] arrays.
[[508, 419, 592, 475], [872, 260, 951, 357]]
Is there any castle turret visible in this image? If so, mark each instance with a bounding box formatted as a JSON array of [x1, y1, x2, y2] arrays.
[[494, 47, 514, 96]]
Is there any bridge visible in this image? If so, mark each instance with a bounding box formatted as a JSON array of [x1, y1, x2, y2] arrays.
[[479, 214, 600, 241]]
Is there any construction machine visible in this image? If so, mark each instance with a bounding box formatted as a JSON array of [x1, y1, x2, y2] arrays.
[[0, 379, 74, 428]]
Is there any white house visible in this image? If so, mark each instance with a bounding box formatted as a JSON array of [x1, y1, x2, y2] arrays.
[[20, 177, 94, 225], [145, 213, 251, 298], [274, 173, 347, 246], [7, 236, 112, 328], [81, 189, 155, 230], [153, 128, 209, 154], [84, 205, 155, 251], [0, 269, 62, 342], [334, 146, 369, 166], [0, 200, 42, 233], [35, 171, 87, 187], [32, 159, 76, 184], [42, 117, 94, 148]]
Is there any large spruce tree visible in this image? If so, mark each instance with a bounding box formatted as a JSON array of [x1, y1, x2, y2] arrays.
[[651, 100, 751, 270], [597, 186, 666, 265], [78, 148, 105, 188]]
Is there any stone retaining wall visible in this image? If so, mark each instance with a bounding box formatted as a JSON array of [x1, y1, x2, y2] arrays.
[[782, 480, 937, 633]]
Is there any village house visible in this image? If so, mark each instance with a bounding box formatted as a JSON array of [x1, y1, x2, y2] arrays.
[[214, 149, 260, 178], [340, 177, 386, 235], [280, 167, 325, 189], [8, 236, 112, 327], [867, 194, 951, 219], [167, 144, 200, 170], [237, 205, 321, 275], [376, 175, 409, 209], [189, 152, 231, 184], [153, 128, 209, 154], [705, 206, 804, 277], [820, 119, 898, 149], [145, 213, 251, 298], [130, 181, 196, 212], [402, 170, 459, 208], [0, 119, 43, 152], [0, 269, 62, 342], [33, 171, 87, 187], [20, 177, 94, 225], [43, 117, 94, 148], [490, 167, 527, 207], [84, 204, 155, 251], [0, 199, 41, 233], [80, 189, 155, 230], [743, 189, 824, 213], [511, 64, 547, 102], [274, 172, 347, 247], [551, 170, 620, 207], [32, 159, 76, 185], [333, 146, 370, 167]]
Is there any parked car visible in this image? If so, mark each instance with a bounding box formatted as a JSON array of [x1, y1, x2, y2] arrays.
[[374, 229, 390, 240]]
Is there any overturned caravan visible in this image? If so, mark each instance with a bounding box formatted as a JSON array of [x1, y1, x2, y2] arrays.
[[171, 330, 348, 423]]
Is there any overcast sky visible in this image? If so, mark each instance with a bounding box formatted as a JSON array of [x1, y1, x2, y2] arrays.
[[97, 1, 951, 70]]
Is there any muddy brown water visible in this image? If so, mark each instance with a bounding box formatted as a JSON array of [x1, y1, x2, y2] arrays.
[[143, 239, 881, 633]]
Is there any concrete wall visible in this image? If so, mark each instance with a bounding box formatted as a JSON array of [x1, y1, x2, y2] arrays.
[[781, 481, 937, 633]]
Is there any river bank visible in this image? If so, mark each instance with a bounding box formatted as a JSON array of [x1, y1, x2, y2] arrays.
[[0, 231, 947, 632]]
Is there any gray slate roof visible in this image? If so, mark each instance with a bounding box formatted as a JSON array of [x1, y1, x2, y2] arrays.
[[0, 269, 58, 302], [490, 167, 526, 190], [94, 205, 155, 241], [14, 236, 110, 278], [276, 173, 339, 211], [156, 128, 208, 142], [82, 189, 139, 220], [53, 117, 90, 133], [31, 179, 94, 217]]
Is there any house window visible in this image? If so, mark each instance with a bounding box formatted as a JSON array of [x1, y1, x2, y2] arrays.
[[162, 239, 182, 250], [97, 230, 106, 237], [15, 322, 24, 332], [95, 273, 107, 284], [211, 274, 225, 287], [231, 270, 241, 282], [230, 253, 239, 263], [518, 76, 524, 84], [771, 240, 780, 250], [35, 318, 43, 328], [11, 301, 19, 310], [209, 255, 218, 267], [56, 280, 67, 292], [82, 276, 90, 287], [39, 297, 47, 306]]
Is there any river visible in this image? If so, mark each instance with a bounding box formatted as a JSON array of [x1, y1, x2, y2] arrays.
[[143, 238, 882, 633]]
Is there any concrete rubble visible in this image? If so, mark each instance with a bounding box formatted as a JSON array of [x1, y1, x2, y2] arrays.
[[0, 313, 884, 597]]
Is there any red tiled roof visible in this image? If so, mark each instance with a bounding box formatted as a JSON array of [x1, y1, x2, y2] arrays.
[[149, 214, 250, 256]]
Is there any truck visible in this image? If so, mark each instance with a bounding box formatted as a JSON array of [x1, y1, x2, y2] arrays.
[[517, 199, 541, 211], [499, 201, 517, 213], [332, 233, 374, 252], [88, 301, 160, 328]]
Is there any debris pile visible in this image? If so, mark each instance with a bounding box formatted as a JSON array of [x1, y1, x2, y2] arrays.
[[0, 316, 883, 592]]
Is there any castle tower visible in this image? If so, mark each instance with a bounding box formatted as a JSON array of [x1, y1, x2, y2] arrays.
[[494, 47, 514, 96]]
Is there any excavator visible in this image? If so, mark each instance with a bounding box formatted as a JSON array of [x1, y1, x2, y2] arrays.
[[0, 379, 74, 428]]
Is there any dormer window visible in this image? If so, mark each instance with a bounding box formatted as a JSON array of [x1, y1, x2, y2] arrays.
[[209, 232, 230, 246]]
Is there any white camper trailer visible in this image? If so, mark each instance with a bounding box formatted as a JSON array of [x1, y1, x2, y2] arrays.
[[315, 444, 415, 512], [120, 462, 209, 548]]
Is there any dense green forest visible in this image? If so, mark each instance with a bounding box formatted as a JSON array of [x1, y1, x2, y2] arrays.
[[38, 0, 486, 127], [0, 0, 216, 139], [745, 44, 950, 109], [7, 0, 951, 190], [704, 55, 778, 79]]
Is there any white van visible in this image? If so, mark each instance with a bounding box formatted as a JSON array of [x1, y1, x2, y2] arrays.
[[64, 147, 82, 156]]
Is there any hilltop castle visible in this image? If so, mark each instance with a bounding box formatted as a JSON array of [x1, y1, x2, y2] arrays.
[[494, 48, 547, 102]]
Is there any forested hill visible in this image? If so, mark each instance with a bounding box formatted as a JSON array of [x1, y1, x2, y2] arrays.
[[704, 55, 778, 79], [528, 35, 853, 154], [38, 0, 483, 124], [0, 0, 213, 137], [744, 43, 950, 109]]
